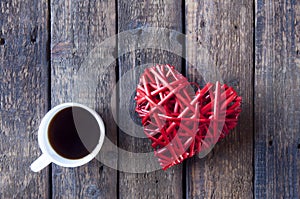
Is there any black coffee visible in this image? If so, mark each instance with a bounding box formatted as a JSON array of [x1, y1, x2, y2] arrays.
[[48, 107, 100, 159]]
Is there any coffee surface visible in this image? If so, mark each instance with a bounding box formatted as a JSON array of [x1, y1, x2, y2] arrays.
[[48, 107, 100, 159]]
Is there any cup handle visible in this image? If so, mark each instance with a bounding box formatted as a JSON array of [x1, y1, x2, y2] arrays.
[[30, 154, 52, 172]]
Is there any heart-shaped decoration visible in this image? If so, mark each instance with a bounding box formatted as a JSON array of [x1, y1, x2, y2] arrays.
[[135, 65, 242, 170]]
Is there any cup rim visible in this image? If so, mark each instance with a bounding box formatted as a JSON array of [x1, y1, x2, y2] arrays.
[[38, 102, 105, 167]]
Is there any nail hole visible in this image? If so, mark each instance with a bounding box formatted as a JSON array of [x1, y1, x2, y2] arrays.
[[268, 140, 273, 146], [296, 50, 300, 55], [31, 36, 36, 43], [0, 38, 5, 45], [234, 25, 238, 30], [297, 144, 300, 149], [200, 20, 206, 28], [31, 27, 37, 43], [155, 180, 159, 183], [99, 165, 104, 174]]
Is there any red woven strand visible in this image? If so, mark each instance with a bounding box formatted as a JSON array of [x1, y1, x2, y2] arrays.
[[135, 65, 242, 170]]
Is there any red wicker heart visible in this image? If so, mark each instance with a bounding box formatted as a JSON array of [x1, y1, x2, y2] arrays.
[[135, 65, 241, 170]]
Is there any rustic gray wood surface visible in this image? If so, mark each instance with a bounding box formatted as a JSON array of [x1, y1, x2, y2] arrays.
[[117, 0, 183, 198], [50, 0, 117, 198], [185, 1, 254, 198], [0, 0, 299, 198], [255, 0, 300, 198], [185, 0, 253, 198], [0, 0, 50, 198]]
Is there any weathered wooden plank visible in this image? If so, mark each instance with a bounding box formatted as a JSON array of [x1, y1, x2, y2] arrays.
[[0, 0, 49, 198], [51, 0, 117, 198], [255, 0, 300, 198], [185, 1, 254, 198], [117, 1, 183, 198]]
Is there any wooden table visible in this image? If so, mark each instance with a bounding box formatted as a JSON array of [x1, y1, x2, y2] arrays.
[[1, 0, 299, 198]]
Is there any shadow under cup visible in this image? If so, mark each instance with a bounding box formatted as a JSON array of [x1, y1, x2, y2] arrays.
[[48, 106, 101, 160]]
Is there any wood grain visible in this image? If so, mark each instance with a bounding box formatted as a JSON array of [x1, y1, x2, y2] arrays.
[[255, 0, 300, 198], [0, 0, 49, 198], [185, 1, 254, 198], [117, 0, 184, 198], [2, 0, 300, 198], [51, 0, 117, 198]]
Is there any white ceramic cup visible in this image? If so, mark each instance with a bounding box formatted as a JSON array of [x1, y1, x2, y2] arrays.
[[30, 102, 105, 172]]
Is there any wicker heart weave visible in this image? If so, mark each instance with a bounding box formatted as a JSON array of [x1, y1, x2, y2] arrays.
[[135, 65, 241, 170]]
